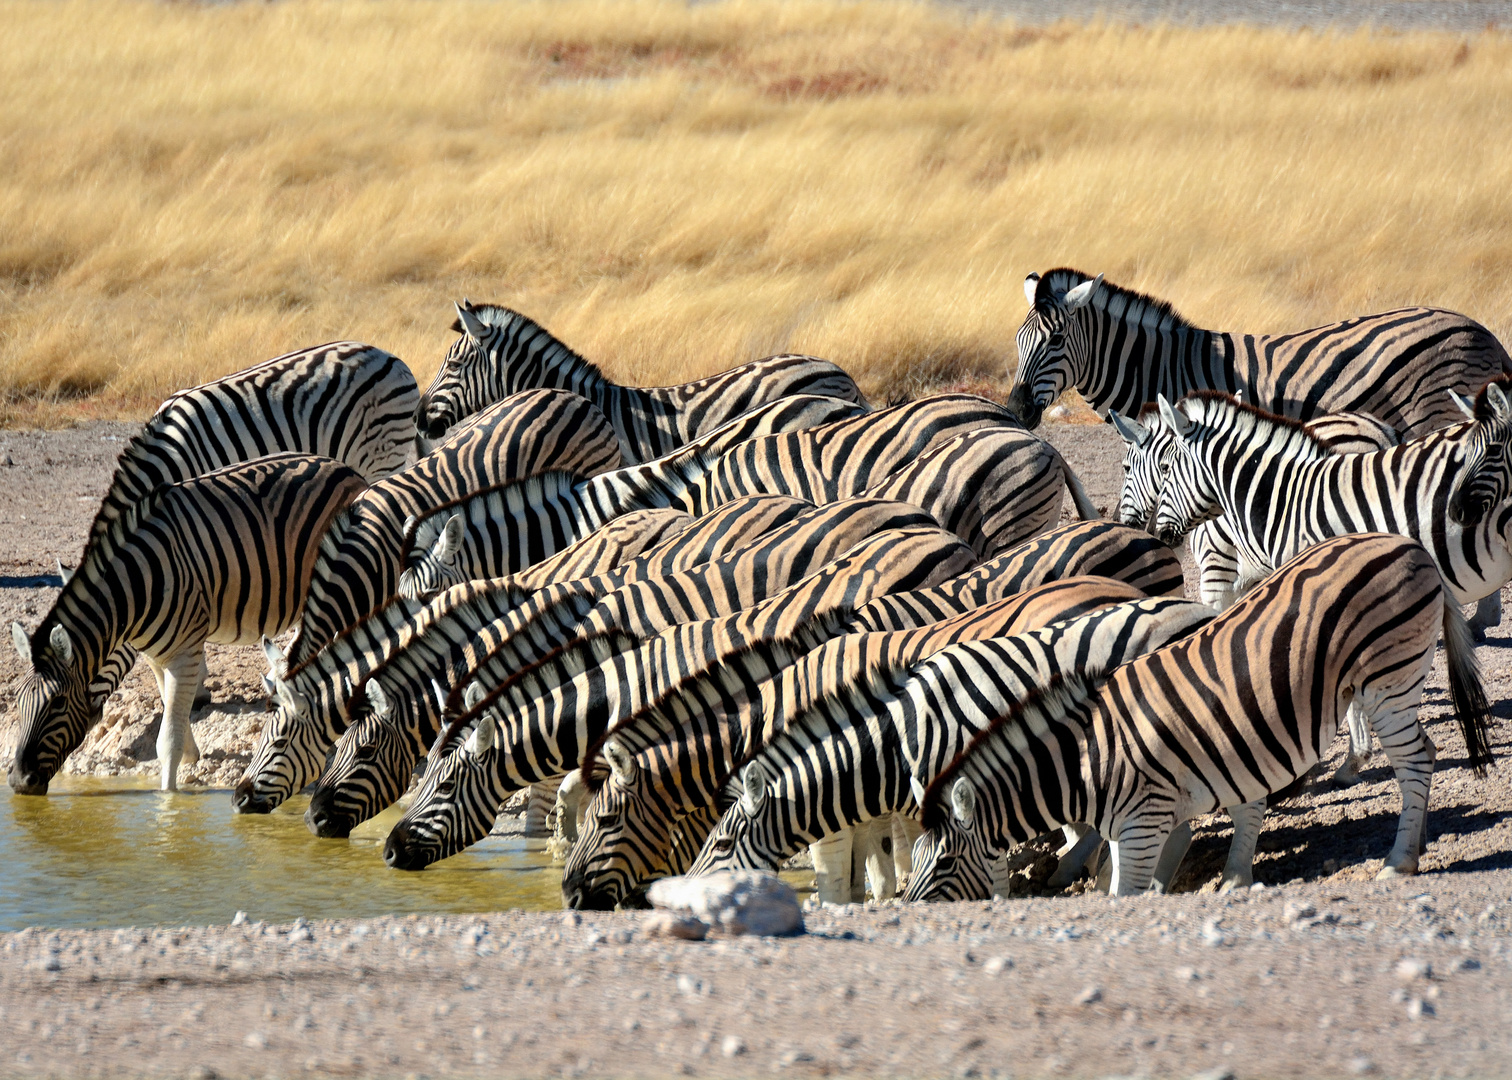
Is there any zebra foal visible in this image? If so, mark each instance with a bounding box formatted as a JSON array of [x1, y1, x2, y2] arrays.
[[904, 534, 1493, 900], [1008, 268, 1509, 435], [9, 456, 367, 794], [416, 300, 865, 460]]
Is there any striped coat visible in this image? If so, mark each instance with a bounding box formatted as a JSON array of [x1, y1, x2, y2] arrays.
[[9, 456, 366, 795], [904, 534, 1492, 899], [1008, 268, 1510, 436]]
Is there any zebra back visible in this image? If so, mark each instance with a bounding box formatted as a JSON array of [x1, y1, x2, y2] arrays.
[[1010, 267, 1511, 437], [420, 301, 867, 460]]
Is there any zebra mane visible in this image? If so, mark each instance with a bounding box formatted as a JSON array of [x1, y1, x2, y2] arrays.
[[1180, 391, 1329, 454], [30, 484, 168, 660], [918, 668, 1106, 831], [455, 301, 610, 385], [1034, 268, 1192, 333], [396, 471, 590, 562], [428, 626, 643, 766], [1473, 376, 1512, 421], [82, 422, 180, 549]]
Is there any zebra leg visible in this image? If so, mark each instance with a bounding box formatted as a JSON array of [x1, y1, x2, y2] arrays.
[[1047, 824, 1102, 890], [809, 829, 855, 906], [155, 651, 204, 793], [1471, 593, 1502, 640], [1330, 700, 1372, 788], [859, 816, 897, 901], [1218, 799, 1267, 892], [1365, 693, 1437, 878], [523, 780, 560, 839], [987, 855, 1013, 900], [1108, 815, 1175, 897], [891, 814, 922, 881], [1150, 821, 1193, 893], [192, 645, 212, 711]]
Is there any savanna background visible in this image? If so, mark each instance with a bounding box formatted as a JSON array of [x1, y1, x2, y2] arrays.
[[0, 0, 1509, 424]]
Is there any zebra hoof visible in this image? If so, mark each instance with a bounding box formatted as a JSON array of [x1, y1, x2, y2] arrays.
[[1329, 769, 1362, 790], [1375, 863, 1417, 880], [193, 689, 213, 711]]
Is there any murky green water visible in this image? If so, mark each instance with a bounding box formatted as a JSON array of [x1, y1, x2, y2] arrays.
[[0, 777, 565, 931]]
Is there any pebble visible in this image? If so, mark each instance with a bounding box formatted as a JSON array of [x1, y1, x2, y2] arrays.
[[243, 1032, 268, 1050], [1395, 958, 1431, 981], [983, 956, 1013, 976], [643, 912, 709, 942], [1349, 1056, 1376, 1075], [1190, 1070, 1236, 1080], [231, 912, 248, 926], [778, 1050, 815, 1068], [721, 1036, 747, 1058], [1406, 997, 1435, 1020], [1284, 901, 1316, 922], [1075, 986, 1103, 1005], [1200, 919, 1229, 947]]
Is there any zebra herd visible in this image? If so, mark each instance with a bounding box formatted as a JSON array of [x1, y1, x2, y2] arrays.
[[6, 270, 1510, 904]]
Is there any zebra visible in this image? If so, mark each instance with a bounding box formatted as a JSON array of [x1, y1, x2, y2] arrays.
[[416, 299, 866, 461], [1151, 392, 1512, 639], [844, 520, 1183, 633], [8, 455, 367, 794], [1446, 379, 1512, 535], [305, 498, 945, 836], [681, 596, 1216, 897], [396, 393, 864, 601], [903, 533, 1494, 900], [560, 581, 1189, 909], [277, 388, 625, 671], [381, 525, 978, 871], [1007, 268, 1510, 436], [29, 343, 418, 772], [238, 494, 813, 817], [1110, 404, 1400, 607]]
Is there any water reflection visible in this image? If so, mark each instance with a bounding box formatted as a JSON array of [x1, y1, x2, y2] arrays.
[[0, 777, 565, 930]]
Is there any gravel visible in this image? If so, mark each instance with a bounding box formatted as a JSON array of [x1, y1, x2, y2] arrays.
[[945, 0, 1512, 32]]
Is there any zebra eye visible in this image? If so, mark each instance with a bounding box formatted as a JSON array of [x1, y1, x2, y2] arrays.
[[436, 781, 455, 797], [272, 737, 289, 751], [712, 836, 736, 855], [595, 813, 619, 828], [355, 744, 377, 762], [934, 855, 956, 874]]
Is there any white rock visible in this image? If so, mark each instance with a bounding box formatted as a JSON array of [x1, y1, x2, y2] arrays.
[[983, 956, 1013, 976], [231, 911, 248, 926], [1284, 900, 1316, 922], [1075, 985, 1102, 1005], [647, 871, 803, 937], [243, 1032, 268, 1050], [1395, 957, 1431, 981], [643, 911, 708, 941], [722, 1036, 747, 1058]]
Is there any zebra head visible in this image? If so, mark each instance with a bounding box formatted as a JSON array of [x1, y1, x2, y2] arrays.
[[304, 678, 414, 839], [680, 760, 783, 880], [384, 711, 504, 871], [397, 512, 466, 601], [1449, 381, 1512, 528], [561, 739, 678, 910], [414, 301, 515, 441], [901, 777, 999, 902], [1007, 271, 1104, 429], [232, 639, 334, 814], [1110, 406, 1178, 533], [1150, 395, 1224, 549], [6, 623, 94, 796]]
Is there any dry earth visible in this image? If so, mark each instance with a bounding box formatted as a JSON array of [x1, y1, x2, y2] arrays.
[[1, 415, 1511, 1079]]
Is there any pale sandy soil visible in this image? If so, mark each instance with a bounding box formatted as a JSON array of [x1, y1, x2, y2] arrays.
[[1, 416, 1511, 1079]]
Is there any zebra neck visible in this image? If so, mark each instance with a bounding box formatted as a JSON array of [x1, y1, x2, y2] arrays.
[[1081, 314, 1236, 415], [50, 566, 147, 678], [571, 458, 707, 529], [498, 324, 613, 402]]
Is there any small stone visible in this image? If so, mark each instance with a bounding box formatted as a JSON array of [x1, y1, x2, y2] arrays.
[[778, 1050, 815, 1068], [1348, 1056, 1375, 1075], [721, 1036, 747, 1058], [561, 911, 581, 927], [243, 1032, 268, 1050], [1173, 966, 1198, 981], [2, 454, 12, 467], [231, 911, 248, 926], [983, 956, 1013, 976], [1283, 900, 1316, 922], [187, 1068, 218, 1080], [1200, 919, 1228, 947], [1407, 997, 1435, 1020], [1395, 957, 1431, 981], [1075, 986, 1102, 1005], [1190, 1070, 1236, 1080], [1249, 881, 1266, 891], [643, 912, 709, 941], [1453, 957, 1481, 972]]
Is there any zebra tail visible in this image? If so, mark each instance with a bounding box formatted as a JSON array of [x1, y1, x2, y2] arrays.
[[1442, 597, 1495, 775], [1059, 455, 1101, 521]]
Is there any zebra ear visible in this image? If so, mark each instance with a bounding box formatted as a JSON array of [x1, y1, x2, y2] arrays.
[[363, 680, 392, 719], [1487, 383, 1512, 423], [1023, 273, 1041, 307], [463, 680, 487, 711], [48, 625, 73, 666], [434, 515, 465, 563], [55, 558, 73, 585], [1062, 274, 1103, 311], [464, 713, 497, 756], [456, 302, 488, 343], [1109, 409, 1147, 448], [261, 636, 286, 676], [602, 740, 638, 787], [402, 514, 418, 537], [1448, 389, 1476, 420], [431, 678, 449, 712], [950, 777, 977, 826], [739, 759, 769, 816], [1157, 394, 1192, 438], [11, 622, 31, 664], [908, 775, 927, 809]]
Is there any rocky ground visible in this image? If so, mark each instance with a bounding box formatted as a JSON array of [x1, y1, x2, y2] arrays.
[[2, 414, 1512, 1078]]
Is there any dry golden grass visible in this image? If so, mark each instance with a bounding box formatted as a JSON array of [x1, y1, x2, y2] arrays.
[[1, 0, 1509, 424]]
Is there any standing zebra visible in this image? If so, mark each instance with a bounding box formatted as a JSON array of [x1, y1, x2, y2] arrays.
[[904, 534, 1493, 899], [9, 456, 367, 794], [416, 300, 866, 461], [1007, 268, 1509, 436], [1111, 405, 1400, 608], [682, 596, 1215, 895], [28, 343, 418, 773], [237, 494, 812, 817], [562, 582, 1191, 909], [1151, 392, 1512, 635], [305, 499, 944, 836], [382, 527, 977, 871]]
